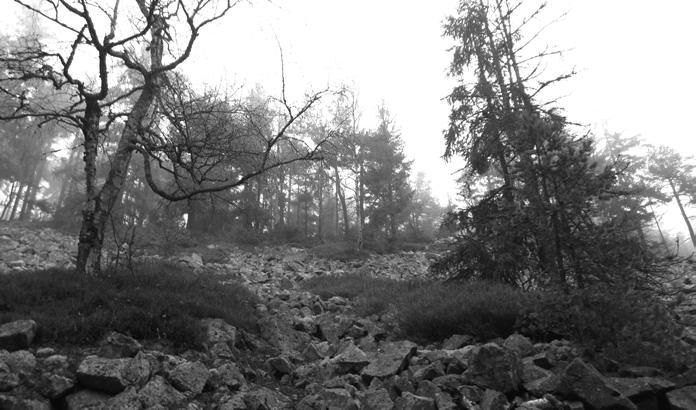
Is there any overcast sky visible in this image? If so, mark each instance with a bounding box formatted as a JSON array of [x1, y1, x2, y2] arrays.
[[177, 0, 696, 204], [3, 0, 695, 208]]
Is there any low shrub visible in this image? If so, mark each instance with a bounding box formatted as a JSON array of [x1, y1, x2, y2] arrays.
[[301, 273, 410, 302], [518, 286, 694, 371], [301, 274, 531, 342], [395, 281, 532, 342], [0, 262, 260, 349]]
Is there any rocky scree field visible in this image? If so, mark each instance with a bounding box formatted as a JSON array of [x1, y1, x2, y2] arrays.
[[2, 225, 696, 409]]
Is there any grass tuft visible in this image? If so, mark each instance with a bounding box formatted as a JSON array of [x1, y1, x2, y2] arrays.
[[0, 262, 260, 348]]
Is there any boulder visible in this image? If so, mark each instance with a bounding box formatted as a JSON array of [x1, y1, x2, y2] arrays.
[[0, 394, 51, 410], [99, 332, 142, 358], [76, 354, 150, 394], [104, 386, 141, 409], [667, 385, 696, 410], [258, 315, 312, 353], [607, 376, 675, 399], [266, 355, 294, 376], [0, 320, 37, 351], [463, 343, 521, 394], [332, 342, 370, 374], [0, 350, 36, 377], [393, 391, 436, 410], [0, 360, 19, 392], [362, 341, 417, 379], [411, 362, 445, 381], [316, 387, 360, 409], [138, 375, 186, 408], [434, 391, 458, 410], [360, 388, 394, 410], [38, 373, 75, 400], [317, 315, 353, 344], [502, 333, 534, 357], [480, 389, 508, 410], [168, 360, 210, 395], [208, 363, 246, 390], [200, 318, 237, 347], [556, 359, 636, 410], [442, 334, 474, 350], [63, 389, 111, 410], [243, 386, 292, 410]]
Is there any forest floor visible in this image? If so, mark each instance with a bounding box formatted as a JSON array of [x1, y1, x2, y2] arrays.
[[2, 223, 696, 409]]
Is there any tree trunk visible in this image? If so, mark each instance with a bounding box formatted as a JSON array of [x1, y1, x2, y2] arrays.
[[20, 159, 47, 220], [355, 164, 365, 250], [187, 196, 205, 233], [649, 203, 671, 254], [669, 179, 696, 247], [76, 82, 157, 275], [1, 181, 17, 220], [333, 166, 349, 238], [9, 182, 25, 221], [317, 180, 323, 241]]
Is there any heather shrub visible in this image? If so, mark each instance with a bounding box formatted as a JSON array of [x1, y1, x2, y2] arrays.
[[395, 280, 532, 342], [518, 285, 693, 371], [0, 262, 260, 349], [302, 274, 531, 342]]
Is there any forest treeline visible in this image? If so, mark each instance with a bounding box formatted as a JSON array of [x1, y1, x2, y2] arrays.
[[0, 0, 695, 282], [0, 85, 445, 248]]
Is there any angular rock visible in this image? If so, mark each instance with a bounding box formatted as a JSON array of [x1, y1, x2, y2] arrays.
[[412, 362, 445, 381], [317, 315, 353, 344], [200, 318, 237, 347], [434, 391, 457, 410], [442, 334, 473, 350], [104, 386, 141, 409], [446, 345, 478, 371], [0, 320, 37, 351], [607, 376, 675, 399], [317, 387, 360, 409], [258, 315, 312, 353], [480, 389, 508, 410], [393, 391, 436, 410], [138, 375, 186, 408], [209, 363, 246, 391], [332, 343, 370, 374], [668, 385, 696, 410], [431, 374, 467, 393], [457, 385, 484, 403], [502, 333, 534, 357], [0, 394, 51, 410], [1, 350, 36, 377], [38, 373, 75, 399], [209, 342, 236, 360], [76, 355, 150, 394], [63, 389, 111, 410], [415, 380, 439, 400], [556, 359, 636, 410], [302, 343, 325, 362], [463, 343, 521, 394], [218, 392, 246, 410], [0, 360, 19, 392], [266, 355, 294, 376], [362, 341, 417, 379], [360, 388, 394, 410], [99, 332, 142, 358], [169, 360, 209, 395], [243, 386, 292, 410]]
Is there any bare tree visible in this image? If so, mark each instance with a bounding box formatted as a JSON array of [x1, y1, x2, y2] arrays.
[[0, 0, 327, 274]]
